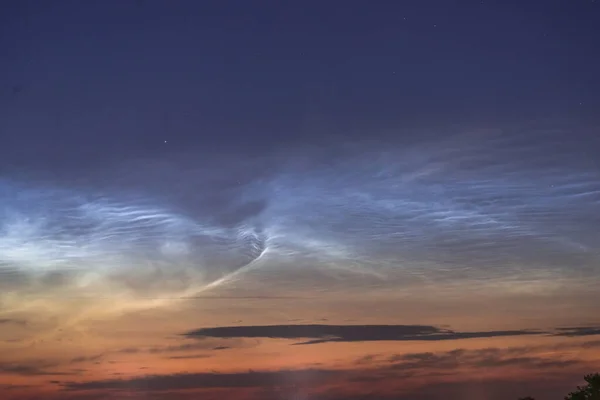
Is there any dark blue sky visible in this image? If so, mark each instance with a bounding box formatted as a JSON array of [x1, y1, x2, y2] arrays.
[[1, 0, 599, 170]]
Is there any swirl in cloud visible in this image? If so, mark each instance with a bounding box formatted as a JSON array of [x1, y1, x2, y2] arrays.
[[1, 128, 599, 308]]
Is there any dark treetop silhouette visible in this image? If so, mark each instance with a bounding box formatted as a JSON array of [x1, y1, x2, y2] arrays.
[[519, 373, 600, 400]]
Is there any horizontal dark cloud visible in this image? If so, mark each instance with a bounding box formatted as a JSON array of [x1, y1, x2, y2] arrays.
[[554, 326, 600, 337], [182, 324, 541, 344], [0, 318, 26, 326], [115, 347, 140, 354], [388, 348, 579, 371], [57, 345, 584, 396], [70, 355, 103, 364], [147, 342, 218, 354], [0, 361, 70, 377], [0, 384, 34, 391], [357, 339, 600, 374], [338, 374, 590, 400], [115, 340, 241, 355], [62, 369, 341, 391], [581, 340, 600, 348], [166, 354, 212, 360]]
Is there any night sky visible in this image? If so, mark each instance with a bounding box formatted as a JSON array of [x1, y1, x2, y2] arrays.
[[1, 1, 600, 400]]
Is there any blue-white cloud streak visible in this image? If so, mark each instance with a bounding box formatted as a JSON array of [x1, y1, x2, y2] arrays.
[[1, 128, 599, 304]]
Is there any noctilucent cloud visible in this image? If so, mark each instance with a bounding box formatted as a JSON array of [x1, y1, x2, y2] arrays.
[[1, 1, 599, 400]]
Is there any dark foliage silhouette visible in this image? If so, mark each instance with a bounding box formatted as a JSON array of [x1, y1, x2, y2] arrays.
[[565, 374, 600, 400], [518, 373, 600, 400]]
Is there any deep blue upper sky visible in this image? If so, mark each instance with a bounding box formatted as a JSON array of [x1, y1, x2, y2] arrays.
[[1, 0, 599, 170]]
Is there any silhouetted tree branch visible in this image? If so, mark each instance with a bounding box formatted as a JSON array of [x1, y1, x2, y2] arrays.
[[517, 373, 600, 400], [565, 373, 600, 400]]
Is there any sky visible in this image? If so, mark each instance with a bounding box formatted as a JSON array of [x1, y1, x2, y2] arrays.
[[1, 1, 600, 399]]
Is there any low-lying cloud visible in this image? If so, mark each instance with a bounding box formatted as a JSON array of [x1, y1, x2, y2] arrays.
[[553, 326, 600, 337], [61, 368, 341, 391], [57, 344, 585, 396], [182, 324, 541, 344]]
